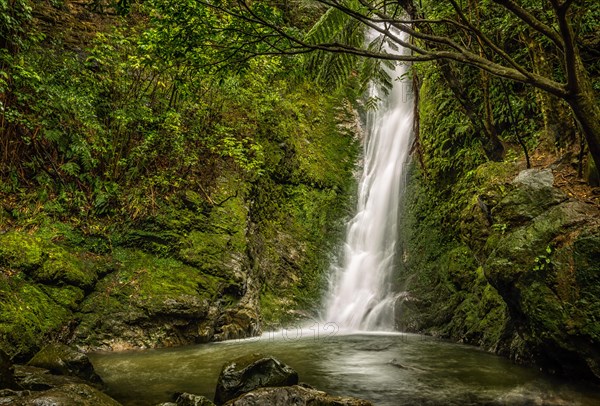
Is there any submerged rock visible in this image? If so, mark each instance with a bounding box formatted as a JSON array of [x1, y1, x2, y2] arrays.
[[214, 354, 298, 404], [27, 343, 102, 384], [223, 385, 373, 406]]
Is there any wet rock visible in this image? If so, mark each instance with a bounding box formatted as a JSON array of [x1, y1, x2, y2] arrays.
[[223, 385, 373, 406], [387, 358, 407, 369], [0, 383, 121, 405], [13, 365, 87, 391], [27, 343, 102, 384], [0, 349, 19, 390], [214, 354, 298, 404], [174, 392, 216, 405], [145, 295, 210, 319]]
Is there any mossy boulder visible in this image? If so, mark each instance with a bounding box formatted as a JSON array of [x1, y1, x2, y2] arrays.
[[31, 248, 99, 290], [27, 343, 102, 384], [0, 232, 46, 271], [214, 354, 299, 405], [492, 169, 566, 227], [73, 249, 231, 350], [0, 232, 100, 290], [484, 170, 600, 379], [0, 279, 73, 359], [400, 163, 600, 380]]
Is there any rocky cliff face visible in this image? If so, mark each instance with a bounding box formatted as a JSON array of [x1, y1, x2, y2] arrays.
[[398, 164, 600, 381]]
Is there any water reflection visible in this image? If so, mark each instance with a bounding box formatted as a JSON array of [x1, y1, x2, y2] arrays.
[[90, 333, 600, 405]]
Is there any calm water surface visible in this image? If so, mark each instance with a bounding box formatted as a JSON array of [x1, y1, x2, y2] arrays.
[[90, 332, 600, 405]]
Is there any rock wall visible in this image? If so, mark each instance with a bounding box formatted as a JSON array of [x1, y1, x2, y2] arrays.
[[397, 164, 600, 381]]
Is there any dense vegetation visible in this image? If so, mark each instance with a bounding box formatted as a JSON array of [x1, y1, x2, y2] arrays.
[[1, 0, 599, 385], [0, 0, 359, 359]]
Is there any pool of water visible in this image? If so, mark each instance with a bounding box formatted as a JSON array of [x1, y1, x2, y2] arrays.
[[90, 331, 600, 405]]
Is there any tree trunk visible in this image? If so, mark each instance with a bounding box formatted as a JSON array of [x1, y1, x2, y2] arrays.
[[567, 89, 600, 178], [525, 35, 570, 150]]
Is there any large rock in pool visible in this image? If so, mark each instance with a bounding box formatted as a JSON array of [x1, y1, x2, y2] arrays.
[[214, 354, 298, 404], [224, 385, 373, 406], [27, 343, 102, 384]]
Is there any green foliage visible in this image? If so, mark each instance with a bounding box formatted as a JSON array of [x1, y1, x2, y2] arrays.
[[533, 245, 554, 272], [0, 0, 34, 52], [302, 0, 397, 96], [0, 0, 362, 348]]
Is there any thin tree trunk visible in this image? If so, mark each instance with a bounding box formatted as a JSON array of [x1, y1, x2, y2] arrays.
[[437, 61, 504, 161], [523, 34, 571, 150], [568, 89, 600, 176]]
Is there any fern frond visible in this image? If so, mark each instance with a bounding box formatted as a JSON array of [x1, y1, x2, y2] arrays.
[[303, 1, 398, 93]]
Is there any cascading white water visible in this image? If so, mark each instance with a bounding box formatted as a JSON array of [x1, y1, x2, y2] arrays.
[[324, 41, 413, 331]]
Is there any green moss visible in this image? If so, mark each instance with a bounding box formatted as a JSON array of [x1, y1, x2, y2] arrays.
[[79, 248, 220, 316], [119, 249, 218, 300], [32, 247, 98, 290], [40, 285, 85, 311], [0, 278, 72, 358], [0, 232, 46, 271]]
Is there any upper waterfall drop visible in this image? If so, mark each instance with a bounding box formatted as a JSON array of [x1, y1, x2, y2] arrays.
[[324, 45, 414, 331]]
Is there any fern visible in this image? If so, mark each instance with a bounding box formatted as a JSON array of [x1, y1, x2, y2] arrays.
[[303, 0, 401, 94]]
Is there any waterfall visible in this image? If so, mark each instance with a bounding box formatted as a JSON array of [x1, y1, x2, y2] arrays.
[[324, 45, 413, 331]]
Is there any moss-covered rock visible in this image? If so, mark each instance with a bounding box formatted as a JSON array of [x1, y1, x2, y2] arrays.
[[27, 343, 102, 384], [0, 232, 46, 271], [0, 278, 73, 360], [492, 169, 567, 227], [484, 191, 600, 379], [31, 248, 99, 290], [401, 162, 600, 381], [74, 249, 221, 350]]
